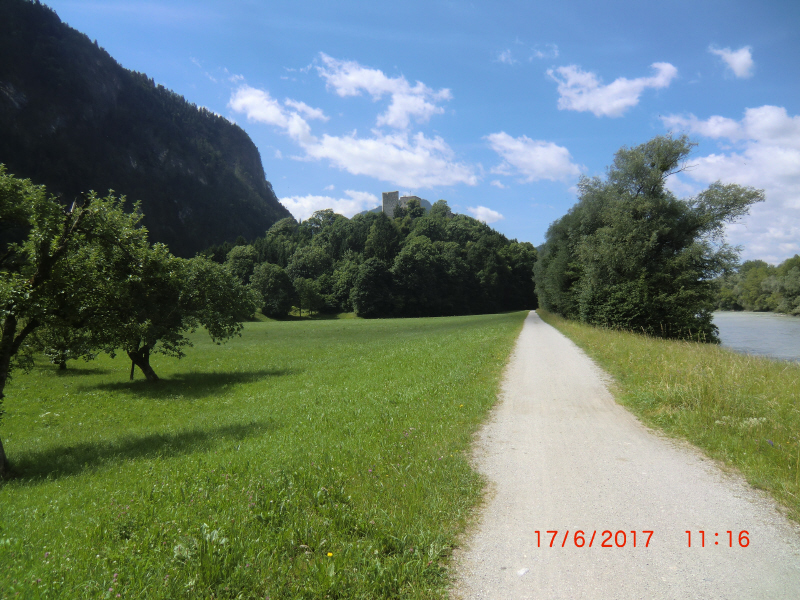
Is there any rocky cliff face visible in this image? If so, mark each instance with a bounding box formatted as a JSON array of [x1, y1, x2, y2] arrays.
[[0, 0, 291, 256]]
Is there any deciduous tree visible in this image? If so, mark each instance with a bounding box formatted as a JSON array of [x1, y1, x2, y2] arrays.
[[534, 135, 763, 340]]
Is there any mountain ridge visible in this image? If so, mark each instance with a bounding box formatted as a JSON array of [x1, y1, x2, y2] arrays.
[[0, 0, 291, 256]]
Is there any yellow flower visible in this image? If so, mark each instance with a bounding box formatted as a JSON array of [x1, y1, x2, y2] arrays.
[[327, 552, 333, 557]]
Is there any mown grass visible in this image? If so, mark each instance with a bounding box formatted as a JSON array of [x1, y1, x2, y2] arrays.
[[0, 311, 527, 599], [537, 308, 800, 522]]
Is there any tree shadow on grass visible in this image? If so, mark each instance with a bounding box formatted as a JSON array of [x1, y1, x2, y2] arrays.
[[81, 369, 297, 400], [53, 366, 113, 377], [7, 419, 279, 483]]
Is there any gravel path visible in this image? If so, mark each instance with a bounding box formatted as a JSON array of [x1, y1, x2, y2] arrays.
[[454, 311, 800, 599]]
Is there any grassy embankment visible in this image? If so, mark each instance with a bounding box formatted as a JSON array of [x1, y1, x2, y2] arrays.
[[538, 308, 800, 522], [0, 311, 527, 599]]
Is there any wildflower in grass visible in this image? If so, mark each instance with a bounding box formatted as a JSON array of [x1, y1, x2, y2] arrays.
[[327, 552, 333, 557]]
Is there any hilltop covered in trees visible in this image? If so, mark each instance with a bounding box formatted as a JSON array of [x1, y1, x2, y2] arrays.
[[0, 0, 291, 257], [715, 256, 800, 315], [205, 199, 538, 318]]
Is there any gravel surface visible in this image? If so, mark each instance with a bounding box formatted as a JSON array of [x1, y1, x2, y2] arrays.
[[453, 311, 800, 599]]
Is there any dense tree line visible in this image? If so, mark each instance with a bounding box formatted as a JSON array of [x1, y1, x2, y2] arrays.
[[0, 0, 291, 257], [204, 198, 538, 319], [534, 135, 763, 342], [0, 167, 255, 475], [715, 256, 800, 315]]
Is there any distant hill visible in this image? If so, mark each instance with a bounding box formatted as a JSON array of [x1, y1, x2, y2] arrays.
[[0, 0, 291, 256]]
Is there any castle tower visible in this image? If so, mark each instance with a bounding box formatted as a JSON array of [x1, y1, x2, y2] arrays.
[[382, 191, 400, 216]]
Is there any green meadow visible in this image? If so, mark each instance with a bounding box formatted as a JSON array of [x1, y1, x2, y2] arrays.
[[0, 312, 527, 599], [538, 309, 800, 523]]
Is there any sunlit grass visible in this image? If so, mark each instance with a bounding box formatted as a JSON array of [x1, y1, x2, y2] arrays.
[[538, 308, 800, 522], [0, 312, 527, 599]]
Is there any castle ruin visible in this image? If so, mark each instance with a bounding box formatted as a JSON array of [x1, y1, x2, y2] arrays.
[[381, 191, 426, 216]]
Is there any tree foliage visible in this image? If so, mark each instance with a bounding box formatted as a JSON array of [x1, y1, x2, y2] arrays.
[[534, 135, 764, 341], [203, 204, 538, 319], [715, 256, 800, 314], [250, 262, 294, 318], [0, 166, 255, 473]]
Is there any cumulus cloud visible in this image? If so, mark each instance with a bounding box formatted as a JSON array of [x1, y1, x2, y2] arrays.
[[281, 190, 380, 221], [662, 105, 800, 262], [228, 85, 317, 144], [490, 180, 507, 189], [229, 83, 477, 188], [316, 53, 452, 130], [284, 99, 329, 122], [467, 206, 504, 224], [486, 132, 582, 182], [709, 45, 754, 78], [305, 130, 478, 188], [547, 62, 678, 117]]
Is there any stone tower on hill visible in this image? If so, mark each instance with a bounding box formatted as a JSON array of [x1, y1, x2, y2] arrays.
[[381, 191, 427, 216]]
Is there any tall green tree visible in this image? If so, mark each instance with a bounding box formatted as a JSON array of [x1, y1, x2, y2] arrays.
[[225, 244, 258, 284], [364, 214, 400, 263], [250, 262, 294, 318], [535, 135, 763, 341], [351, 258, 394, 318]]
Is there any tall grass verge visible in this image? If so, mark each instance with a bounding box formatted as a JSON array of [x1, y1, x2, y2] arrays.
[[537, 308, 800, 522], [0, 312, 527, 599]]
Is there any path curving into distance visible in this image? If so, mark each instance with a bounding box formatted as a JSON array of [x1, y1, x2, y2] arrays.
[[454, 311, 800, 599]]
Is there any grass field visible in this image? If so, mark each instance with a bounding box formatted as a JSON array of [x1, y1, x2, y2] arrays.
[[537, 308, 800, 523], [0, 311, 528, 599]]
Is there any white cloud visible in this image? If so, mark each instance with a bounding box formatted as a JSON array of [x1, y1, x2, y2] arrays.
[[486, 132, 582, 182], [547, 62, 678, 117], [228, 85, 316, 145], [663, 106, 800, 149], [497, 49, 517, 65], [324, 184, 335, 191], [490, 180, 507, 189], [467, 206, 504, 223], [662, 105, 800, 262], [709, 45, 754, 78], [274, 149, 283, 159], [229, 84, 477, 188], [305, 130, 478, 188], [316, 53, 452, 130], [284, 99, 329, 122], [281, 190, 380, 221]]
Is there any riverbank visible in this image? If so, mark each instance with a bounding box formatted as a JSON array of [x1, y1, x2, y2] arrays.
[[538, 309, 800, 523]]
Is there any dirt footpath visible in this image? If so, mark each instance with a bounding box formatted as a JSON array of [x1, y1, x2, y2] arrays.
[[454, 311, 800, 599]]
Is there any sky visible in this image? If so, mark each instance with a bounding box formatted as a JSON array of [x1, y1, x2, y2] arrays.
[[43, 0, 800, 263]]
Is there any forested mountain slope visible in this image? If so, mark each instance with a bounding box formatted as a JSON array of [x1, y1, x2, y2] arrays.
[[0, 0, 291, 256]]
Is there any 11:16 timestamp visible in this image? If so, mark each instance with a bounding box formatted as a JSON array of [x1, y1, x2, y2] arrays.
[[686, 530, 749, 547]]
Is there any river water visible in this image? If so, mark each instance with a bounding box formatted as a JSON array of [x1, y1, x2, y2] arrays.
[[712, 311, 800, 362]]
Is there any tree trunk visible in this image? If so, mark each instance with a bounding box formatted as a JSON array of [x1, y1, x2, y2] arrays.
[[58, 360, 67, 370], [0, 316, 17, 478], [130, 360, 135, 381], [0, 436, 7, 478], [127, 346, 159, 382]]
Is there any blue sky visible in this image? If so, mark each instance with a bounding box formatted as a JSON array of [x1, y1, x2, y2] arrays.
[[45, 0, 800, 263]]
